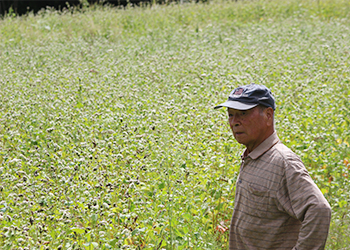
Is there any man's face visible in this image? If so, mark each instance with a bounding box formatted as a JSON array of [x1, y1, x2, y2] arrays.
[[228, 106, 272, 152]]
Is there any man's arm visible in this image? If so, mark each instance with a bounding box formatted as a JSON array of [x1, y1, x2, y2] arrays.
[[277, 156, 332, 250]]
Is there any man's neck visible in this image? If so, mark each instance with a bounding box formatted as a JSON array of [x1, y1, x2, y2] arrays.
[[243, 129, 275, 157]]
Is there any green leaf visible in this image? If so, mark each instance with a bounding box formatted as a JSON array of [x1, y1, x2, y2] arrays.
[[338, 200, 347, 208], [70, 227, 85, 235], [91, 214, 98, 223], [183, 213, 191, 221], [109, 238, 118, 247], [83, 242, 98, 250]]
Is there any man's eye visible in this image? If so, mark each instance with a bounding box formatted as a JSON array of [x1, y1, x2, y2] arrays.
[[241, 112, 246, 115]]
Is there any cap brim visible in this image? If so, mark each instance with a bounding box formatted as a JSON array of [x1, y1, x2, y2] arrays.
[[214, 101, 258, 110]]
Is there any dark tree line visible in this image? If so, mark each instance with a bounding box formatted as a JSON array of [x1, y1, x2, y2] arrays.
[[0, 0, 169, 16]]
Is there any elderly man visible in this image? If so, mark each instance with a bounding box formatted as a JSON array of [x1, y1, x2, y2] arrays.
[[214, 84, 331, 250]]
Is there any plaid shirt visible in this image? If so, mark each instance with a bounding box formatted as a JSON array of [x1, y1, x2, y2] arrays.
[[229, 132, 331, 250]]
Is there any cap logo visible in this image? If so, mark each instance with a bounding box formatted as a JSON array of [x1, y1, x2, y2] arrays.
[[231, 88, 244, 98]]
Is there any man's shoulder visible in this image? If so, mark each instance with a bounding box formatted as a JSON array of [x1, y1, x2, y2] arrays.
[[266, 142, 305, 170], [263, 141, 301, 163], [272, 142, 298, 157]]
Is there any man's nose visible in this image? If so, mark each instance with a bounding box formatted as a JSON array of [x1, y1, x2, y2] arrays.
[[229, 115, 240, 127]]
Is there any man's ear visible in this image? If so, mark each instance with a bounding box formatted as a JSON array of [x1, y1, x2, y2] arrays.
[[265, 107, 274, 126]]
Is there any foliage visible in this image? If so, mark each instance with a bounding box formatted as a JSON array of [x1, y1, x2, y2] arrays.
[[0, 0, 349, 249]]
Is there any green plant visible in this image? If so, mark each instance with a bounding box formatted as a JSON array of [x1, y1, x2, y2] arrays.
[[0, 0, 349, 249]]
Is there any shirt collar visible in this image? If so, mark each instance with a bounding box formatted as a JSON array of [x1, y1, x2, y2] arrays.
[[243, 131, 280, 160]]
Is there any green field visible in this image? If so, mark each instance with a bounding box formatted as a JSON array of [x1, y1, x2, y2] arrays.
[[0, 0, 349, 249]]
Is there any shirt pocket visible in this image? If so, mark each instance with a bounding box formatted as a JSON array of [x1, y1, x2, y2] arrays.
[[245, 183, 270, 218]]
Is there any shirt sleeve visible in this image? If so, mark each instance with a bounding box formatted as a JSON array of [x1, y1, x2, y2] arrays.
[[276, 156, 332, 250]]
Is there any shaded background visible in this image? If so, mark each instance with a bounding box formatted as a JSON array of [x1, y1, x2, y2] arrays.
[[0, 0, 166, 16]]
